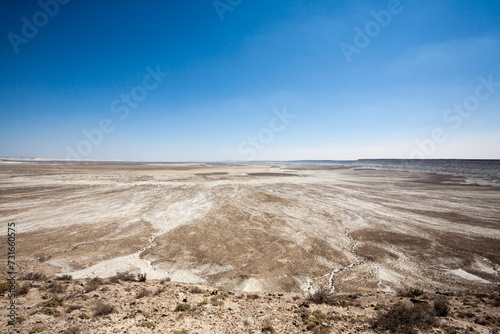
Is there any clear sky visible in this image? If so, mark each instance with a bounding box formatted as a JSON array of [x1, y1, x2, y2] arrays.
[[1, 0, 499, 161]]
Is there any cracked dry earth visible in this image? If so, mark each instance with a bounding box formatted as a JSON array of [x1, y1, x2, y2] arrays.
[[0, 161, 499, 332]]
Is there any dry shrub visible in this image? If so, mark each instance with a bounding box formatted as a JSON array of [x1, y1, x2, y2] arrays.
[[154, 286, 166, 296], [66, 304, 82, 313], [62, 327, 80, 334], [115, 271, 137, 282], [48, 282, 66, 293], [261, 319, 276, 333], [175, 303, 191, 312], [137, 273, 147, 282], [108, 275, 120, 284], [309, 285, 335, 305], [433, 297, 450, 317], [21, 272, 47, 281], [55, 274, 73, 281], [190, 286, 203, 294], [372, 302, 436, 333], [17, 282, 31, 296], [84, 277, 103, 293], [93, 301, 114, 317], [398, 287, 424, 298], [136, 288, 150, 299]]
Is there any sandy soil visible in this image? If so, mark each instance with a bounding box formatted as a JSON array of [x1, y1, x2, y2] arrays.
[[0, 162, 499, 295]]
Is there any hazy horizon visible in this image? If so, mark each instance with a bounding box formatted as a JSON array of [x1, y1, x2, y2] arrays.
[[1, 1, 500, 161]]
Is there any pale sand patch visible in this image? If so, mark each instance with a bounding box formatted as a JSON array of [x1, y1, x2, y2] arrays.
[[448, 269, 490, 283]]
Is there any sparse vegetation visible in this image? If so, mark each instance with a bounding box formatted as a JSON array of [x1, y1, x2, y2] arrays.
[[190, 286, 203, 294], [79, 312, 91, 319], [173, 330, 189, 334], [66, 304, 82, 313], [29, 326, 47, 334], [175, 303, 191, 312], [138, 273, 147, 282], [136, 288, 150, 299], [62, 327, 81, 334], [84, 277, 103, 293], [398, 287, 424, 298], [113, 271, 137, 282], [433, 297, 449, 317], [140, 321, 155, 329], [0, 281, 11, 294], [261, 320, 276, 333], [48, 282, 66, 293], [211, 295, 226, 306], [17, 282, 31, 296], [55, 274, 73, 281], [40, 306, 61, 317], [15, 315, 26, 324], [41, 298, 63, 308], [93, 301, 114, 317], [302, 310, 327, 331], [372, 301, 436, 333], [309, 284, 335, 305], [21, 272, 47, 281]]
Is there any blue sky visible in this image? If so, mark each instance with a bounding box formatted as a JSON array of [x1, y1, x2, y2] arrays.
[[1, 0, 499, 161]]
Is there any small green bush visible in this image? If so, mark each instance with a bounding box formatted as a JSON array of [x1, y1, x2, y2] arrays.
[[140, 321, 155, 329], [262, 320, 276, 333], [79, 312, 91, 319], [41, 299, 62, 308]]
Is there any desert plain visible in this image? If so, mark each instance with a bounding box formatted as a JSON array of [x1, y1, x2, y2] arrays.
[[0, 160, 499, 333], [1, 161, 499, 293]]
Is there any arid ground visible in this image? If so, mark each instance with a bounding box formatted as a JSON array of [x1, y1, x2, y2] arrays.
[[0, 161, 499, 295]]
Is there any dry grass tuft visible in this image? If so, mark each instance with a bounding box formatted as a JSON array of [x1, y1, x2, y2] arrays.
[[93, 301, 115, 317]]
